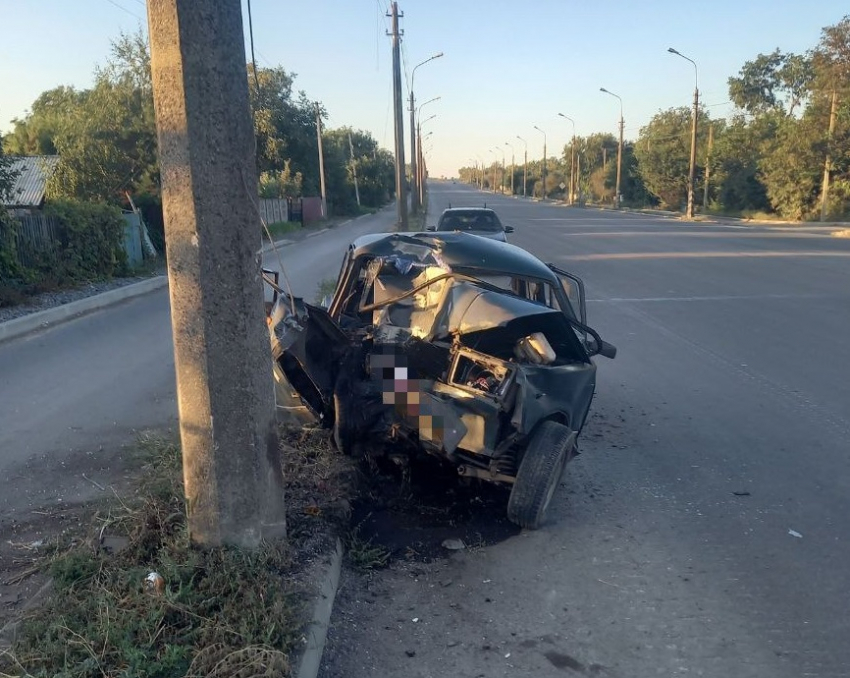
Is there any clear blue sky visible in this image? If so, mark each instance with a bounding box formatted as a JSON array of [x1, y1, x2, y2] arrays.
[[0, 0, 846, 177]]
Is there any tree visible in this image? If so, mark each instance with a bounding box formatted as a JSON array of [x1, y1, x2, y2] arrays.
[[711, 115, 770, 212], [0, 136, 19, 203], [728, 49, 813, 116], [605, 142, 654, 207], [634, 107, 712, 209], [6, 30, 161, 203], [3, 86, 84, 157], [758, 113, 824, 219]]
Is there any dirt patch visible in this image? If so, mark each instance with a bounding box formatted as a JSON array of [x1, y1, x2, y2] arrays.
[[349, 453, 520, 565]]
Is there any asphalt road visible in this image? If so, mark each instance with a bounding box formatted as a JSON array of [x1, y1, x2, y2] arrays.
[[320, 182, 850, 678], [0, 204, 399, 519]]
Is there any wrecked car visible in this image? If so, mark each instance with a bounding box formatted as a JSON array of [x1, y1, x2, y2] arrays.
[[264, 232, 616, 529]]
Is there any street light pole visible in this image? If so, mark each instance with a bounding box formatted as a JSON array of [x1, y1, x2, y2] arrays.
[[498, 146, 505, 193], [668, 47, 699, 219], [533, 126, 547, 200], [516, 135, 527, 197], [505, 141, 515, 195], [418, 114, 436, 205], [558, 113, 576, 205], [409, 52, 443, 214], [600, 88, 624, 209]]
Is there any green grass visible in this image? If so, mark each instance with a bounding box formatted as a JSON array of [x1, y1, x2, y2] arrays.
[[344, 524, 390, 572], [265, 220, 301, 238]]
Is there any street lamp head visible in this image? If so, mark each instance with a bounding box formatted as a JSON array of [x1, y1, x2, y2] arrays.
[[433, 51, 444, 59], [667, 47, 679, 55], [600, 87, 608, 93]]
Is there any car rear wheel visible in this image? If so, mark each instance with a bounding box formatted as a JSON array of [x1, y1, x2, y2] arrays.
[[507, 421, 577, 529]]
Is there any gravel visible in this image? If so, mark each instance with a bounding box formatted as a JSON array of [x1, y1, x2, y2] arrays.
[[0, 270, 166, 324]]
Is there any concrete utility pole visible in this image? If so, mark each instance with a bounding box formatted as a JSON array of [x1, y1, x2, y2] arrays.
[[703, 123, 714, 209], [315, 102, 327, 218], [517, 135, 527, 197], [419, 135, 427, 205], [668, 48, 699, 219], [558, 113, 576, 205], [600, 88, 624, 208], [534, 126, 547, 200], [820, 89, 838, 222], [505, 141, 515, 195], [348, 131, 361, 207], [147, 0, 285, 548], [388, 2, 408, 230], [409, 89, 417, 213]]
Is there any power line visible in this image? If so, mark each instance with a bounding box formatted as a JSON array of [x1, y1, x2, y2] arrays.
[[246, 0, 261, 97], [104, 0, 142, 20]]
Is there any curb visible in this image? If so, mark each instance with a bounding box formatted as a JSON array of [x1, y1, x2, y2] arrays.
[[3, 210, 393, 345], [0, 276, 169, 346], [260, 211, 381, 256], [295, 538, 344, 678]]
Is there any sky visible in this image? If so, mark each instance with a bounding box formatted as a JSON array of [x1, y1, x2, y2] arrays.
[[0, 0, 847, 178]]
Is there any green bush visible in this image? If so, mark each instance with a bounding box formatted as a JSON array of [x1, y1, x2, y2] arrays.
[[0, 208, 23, 282], [1, 200, 131, 307], [46, 199, 130, 280]]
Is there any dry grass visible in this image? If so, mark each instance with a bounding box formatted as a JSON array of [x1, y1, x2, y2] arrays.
[[0, 426, 359, 678]]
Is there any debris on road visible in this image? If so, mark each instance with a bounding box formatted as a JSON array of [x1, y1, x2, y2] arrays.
[[441, 538, 466, 551], [144, 571, 165, 595], [788, 529, 803, 539]]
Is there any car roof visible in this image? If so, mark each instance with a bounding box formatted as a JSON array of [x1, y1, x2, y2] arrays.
[[347, 231, 556, 281], [440, 207, 497, 215]]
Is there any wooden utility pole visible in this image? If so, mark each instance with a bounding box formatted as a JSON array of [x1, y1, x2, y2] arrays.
[[348, 131, 361, 207], [316, 102, 327, 218], [388, 2, 408, 230], [147, 0, 285, 548], [820, 89, 838, 222]]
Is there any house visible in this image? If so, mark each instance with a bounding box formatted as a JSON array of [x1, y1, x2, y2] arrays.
[[2, 156, 59, 216]]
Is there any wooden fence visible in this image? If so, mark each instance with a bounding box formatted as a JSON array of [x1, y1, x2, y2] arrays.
[[258, 198, 290, 224], [13, 214, 60, 269]]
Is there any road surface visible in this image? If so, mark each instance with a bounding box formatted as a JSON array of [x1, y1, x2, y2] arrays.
[[319, 181, 850, 678], [0, 205, 399, 520]]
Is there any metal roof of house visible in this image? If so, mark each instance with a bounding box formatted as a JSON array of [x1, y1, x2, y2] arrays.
[[3, 156, 59, 208]]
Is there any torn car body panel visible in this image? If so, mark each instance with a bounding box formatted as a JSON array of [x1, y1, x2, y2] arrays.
[[265, 232, 615, 495]]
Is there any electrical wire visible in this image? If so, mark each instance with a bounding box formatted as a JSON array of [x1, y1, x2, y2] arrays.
[[105, 0, 142, 20], [246, 0, 261, 98]]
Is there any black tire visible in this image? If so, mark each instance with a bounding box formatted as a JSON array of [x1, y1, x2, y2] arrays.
[[507, 421, 577, 529]]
